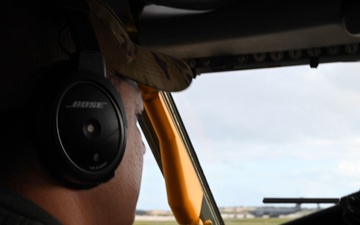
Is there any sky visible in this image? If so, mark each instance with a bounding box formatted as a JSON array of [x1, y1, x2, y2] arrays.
[[136, 61, 360, 211]]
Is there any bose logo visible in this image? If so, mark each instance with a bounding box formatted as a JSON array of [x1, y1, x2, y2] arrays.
[[66, 101, 108, 109]]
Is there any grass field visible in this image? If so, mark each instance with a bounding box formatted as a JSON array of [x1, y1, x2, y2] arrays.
[[222, 218, 291, 225], [134, 218, 291, 225]]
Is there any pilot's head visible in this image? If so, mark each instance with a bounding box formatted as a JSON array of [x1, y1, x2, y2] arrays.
[[0, 0, 192, 224]]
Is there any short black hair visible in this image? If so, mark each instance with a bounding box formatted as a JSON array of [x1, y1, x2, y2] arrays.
[[0, 0, 73, 114]]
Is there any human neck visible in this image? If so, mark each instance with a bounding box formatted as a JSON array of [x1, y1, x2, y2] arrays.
[[9, 170, 91, 225]]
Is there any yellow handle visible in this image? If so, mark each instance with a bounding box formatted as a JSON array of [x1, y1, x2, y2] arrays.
[[140, 86, 204, 225]]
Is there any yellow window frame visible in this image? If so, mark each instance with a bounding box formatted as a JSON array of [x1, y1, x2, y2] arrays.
[[139, 85, 224, 225]]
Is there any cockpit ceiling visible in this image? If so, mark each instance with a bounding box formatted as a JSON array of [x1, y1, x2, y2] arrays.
[[144, 0, 238, 10], [138, 0, 360, 73]]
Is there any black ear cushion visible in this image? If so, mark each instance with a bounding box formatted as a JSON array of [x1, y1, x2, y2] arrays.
[[36, 62, 127, 189]]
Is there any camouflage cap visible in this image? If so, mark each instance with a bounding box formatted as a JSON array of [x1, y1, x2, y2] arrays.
[[88, 0, 194, 92], [0, 0, 193, 113]]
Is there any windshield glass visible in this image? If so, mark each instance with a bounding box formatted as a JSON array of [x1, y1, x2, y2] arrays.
[[170, 62, 360, 210]]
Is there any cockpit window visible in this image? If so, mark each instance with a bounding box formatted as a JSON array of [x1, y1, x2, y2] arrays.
[[171, 62, 360, 211]]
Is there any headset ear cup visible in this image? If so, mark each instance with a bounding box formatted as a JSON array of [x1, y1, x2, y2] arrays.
[[32, 3, 128, 188], [35, 62, 127, 189]]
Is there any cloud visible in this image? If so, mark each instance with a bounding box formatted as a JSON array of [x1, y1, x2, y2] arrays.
[[337, 160, 360, 177], [176, 65, 360, 146]]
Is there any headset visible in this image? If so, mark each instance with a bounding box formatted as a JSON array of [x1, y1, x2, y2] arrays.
[[38, 1, 127, 189]]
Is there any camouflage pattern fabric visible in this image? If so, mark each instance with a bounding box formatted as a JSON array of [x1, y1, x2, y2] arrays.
[[88, 0, 194, 92]]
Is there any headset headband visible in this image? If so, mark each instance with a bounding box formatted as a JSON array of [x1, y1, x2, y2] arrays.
[[64, 1, 107, 77]]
